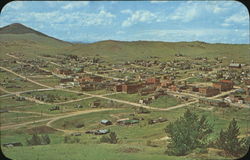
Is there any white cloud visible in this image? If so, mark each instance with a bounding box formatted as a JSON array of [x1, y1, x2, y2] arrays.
[[122, 10, 161, 27], [133, 28, 249, 43], [116, 31, 125, 34], [5, 1, 23, 10], [224, 11, 249, 24], [150, 0, 169, 3], [221, 23, 230, 27], [83, 10, 116, 26], [2, 8, 116, 27], [121, 9, 133, 14], [61, 2, 89, 10], [167, 1, 237, 23], [167, 3, 200, 22]]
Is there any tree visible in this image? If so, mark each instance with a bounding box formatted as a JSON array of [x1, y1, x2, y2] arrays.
[[165, 109, 213, 156], [26, 134, 42, 146], [110, 132, 118, 144], [41, 134, 51, 145], [216, 118, 247, 156]]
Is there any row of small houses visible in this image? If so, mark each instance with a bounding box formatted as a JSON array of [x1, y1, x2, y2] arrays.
[[199, 95, 250, 107]]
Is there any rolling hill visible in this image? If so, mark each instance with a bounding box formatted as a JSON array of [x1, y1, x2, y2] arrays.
[[0, 23, 249, 63]]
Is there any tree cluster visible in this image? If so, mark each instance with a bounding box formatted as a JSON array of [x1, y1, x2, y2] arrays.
[[165, 109, 249, 157], [26, 134, 51, 146]]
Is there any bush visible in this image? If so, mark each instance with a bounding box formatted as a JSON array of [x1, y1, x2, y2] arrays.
[[100, 136, 111, 143], [64, 136, 70, 143], [64, 136, 80, 143], [100, 132, 118, 144]]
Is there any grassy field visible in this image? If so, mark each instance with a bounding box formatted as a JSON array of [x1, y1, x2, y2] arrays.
[[1, 103, 249, 160], [0, 70, 43, 92], [2, 143, 206, 160], [0, 96, 35, 110], [0, 112, 50, 126], [28, 75, 60, 87], [149, 95, 182, 108]]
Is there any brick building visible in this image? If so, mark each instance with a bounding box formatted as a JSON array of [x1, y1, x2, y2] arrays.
[[54, 68, 72, 75], [244, 79, 250, 85], [213, 80, 234, 91], [199, 98, 229, 107], [160, 80, 174, 88], [113, 84, 123, 92], [122, 83, 142, 94], [199, 87, 220, 97], [244, 86, 250, 95], [146, 77, 160, 84], [76, 75, 103, 83], [60, 78, 73, 83]]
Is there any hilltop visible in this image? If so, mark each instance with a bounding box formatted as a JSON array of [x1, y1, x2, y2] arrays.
[[0, 23, 72, 50]]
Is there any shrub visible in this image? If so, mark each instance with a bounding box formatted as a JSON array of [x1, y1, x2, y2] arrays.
[[64, 136, 70, 143], [100, 132, 118, 144], [64, 136, 80, 143], [100, 136, 110, 143]]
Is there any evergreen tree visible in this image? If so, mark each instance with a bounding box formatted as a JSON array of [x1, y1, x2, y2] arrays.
[[165, 109, 213, 156], [110, 132, 118, 144], [26, 133, 42, 146], [216, 118, 247, 156], [41, 134, 51, 145]]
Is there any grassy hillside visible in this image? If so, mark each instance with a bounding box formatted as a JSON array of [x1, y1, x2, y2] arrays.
[[0, 23, 249, 63], [59, 40, 249, 63]]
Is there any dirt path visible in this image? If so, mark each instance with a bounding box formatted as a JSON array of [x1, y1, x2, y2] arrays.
[[53, 96, 94, 105], [0, 66, 53, 89], [8, 110, 56, 117], [46, 108, 116, 133], [0, 66, 196, 111], [0, 108, 116, 131]]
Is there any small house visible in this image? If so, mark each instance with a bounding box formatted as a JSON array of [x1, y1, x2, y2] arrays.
[[100, 120, 112, 125]]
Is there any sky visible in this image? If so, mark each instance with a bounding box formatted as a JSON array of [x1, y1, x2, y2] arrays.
[[0, 1, 249, 44]]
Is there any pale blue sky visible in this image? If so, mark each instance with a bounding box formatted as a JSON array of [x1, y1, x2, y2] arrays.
[[0, 1, 249, 44]]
